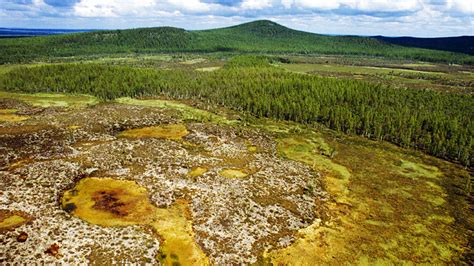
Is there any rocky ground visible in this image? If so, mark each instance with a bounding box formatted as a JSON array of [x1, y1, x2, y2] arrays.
[[1, 94, 471, 265], [0, 97, 327, 264]]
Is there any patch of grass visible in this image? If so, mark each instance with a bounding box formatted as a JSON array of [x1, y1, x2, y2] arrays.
[[180, 58, 207, 65], [195, 66, 221, 72], [118, 124, 189, 140], [115, 97, 235, 124], [0, 214, 26, 229], [396, 159, 442, 180], [277, 135, 351, 204], [0, 114, 29, 122], [265, 123, 469, 264], [280, 62, 474, 94], [0, 91, 99, 108], [219, 169, 249, 178], [282, 63, 445, 76], [0, 109, 18, 114], [0, 108, 29, 122], [188, 167, 207, 177]]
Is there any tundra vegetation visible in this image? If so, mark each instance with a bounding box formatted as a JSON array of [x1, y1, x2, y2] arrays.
[[0, 20, 472, 265]]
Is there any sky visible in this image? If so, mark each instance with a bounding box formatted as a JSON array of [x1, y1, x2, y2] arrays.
[[0, 0, 473, 37]]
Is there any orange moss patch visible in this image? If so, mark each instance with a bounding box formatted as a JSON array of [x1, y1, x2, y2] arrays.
[[61, 178, 208, 265]]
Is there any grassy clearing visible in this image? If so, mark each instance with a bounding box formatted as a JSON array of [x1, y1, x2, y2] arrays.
[[277, 136, 351, 205], [0, 91, 99, 108], [280, 62, 473, 94], [402, 63, 437, 68], [281, 63, 441, 75], [115, 97, 236, 124], [195, 66, 221, 72], [396, 159, 442, 180]]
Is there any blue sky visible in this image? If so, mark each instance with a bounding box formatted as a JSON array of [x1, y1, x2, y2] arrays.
[[0, 0, 473, 37]]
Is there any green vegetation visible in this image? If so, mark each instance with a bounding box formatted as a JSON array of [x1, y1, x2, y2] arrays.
[[115, 97, 234, 124], [1, 19, 472, 265], [1, 61, 472, 166], [281, 62, 474, 94], [0, 91, 99, 108], [266, 127, 468, 264], [1, 20, 473, 64]]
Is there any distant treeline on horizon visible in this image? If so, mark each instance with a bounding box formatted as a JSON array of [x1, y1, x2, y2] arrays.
[[0, 28, 93, 38]]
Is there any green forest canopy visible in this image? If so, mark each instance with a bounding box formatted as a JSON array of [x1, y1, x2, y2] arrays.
[[1, 57, 472, 166]]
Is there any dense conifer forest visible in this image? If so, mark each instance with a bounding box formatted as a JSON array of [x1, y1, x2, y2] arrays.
[[1, 21, 473, 64], [1, 57, 472, 166]]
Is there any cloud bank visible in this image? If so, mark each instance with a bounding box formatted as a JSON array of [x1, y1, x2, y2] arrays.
[[0, 0, 473, 37]]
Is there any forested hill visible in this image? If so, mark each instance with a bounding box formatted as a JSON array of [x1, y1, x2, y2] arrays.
[[374, 36, 474, 55], [1, 20, 473, 64]]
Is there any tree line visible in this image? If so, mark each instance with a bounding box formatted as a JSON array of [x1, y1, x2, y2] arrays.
[[0, 62, 472, 166]]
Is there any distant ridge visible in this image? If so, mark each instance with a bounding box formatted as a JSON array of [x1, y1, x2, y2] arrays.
[[374, 36, 474, 55], [0, 28, 92, 38], [0, 20, 473, 64]]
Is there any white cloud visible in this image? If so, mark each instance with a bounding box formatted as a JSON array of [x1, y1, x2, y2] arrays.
[[446, 0, 474, 14], [167, 0, 213, 12], [293, 0, 341, 10], [74, 0, 156, 17], [282, 0, 422, 12], [0, 0, 473, 36], [347, 0, 422, 12], [280, 0, 341, 10], [241, 0, 273, 10]]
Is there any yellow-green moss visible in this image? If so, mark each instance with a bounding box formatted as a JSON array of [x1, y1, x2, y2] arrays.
[[219, 169, 248, 178], [397, 159, 442, 180], [0, 109, 18, 114], [0, 215, 26, 229], [247, 145, 258, 152], [188, 167, 207, 177], [277, 136, 351, 204], [0, 109, 29, 122], [118, 124, 189, 140], [0, 91, 99, 108], [263, 221, 330, 264], [267, 127, 466, 265], [67, 125, 81, 130], [61, 178, 209, 265], [195, 67, 221, 72], [115, 97, 235, 124], [0, 210, 30, 230], [0, 114, 29, 122]]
